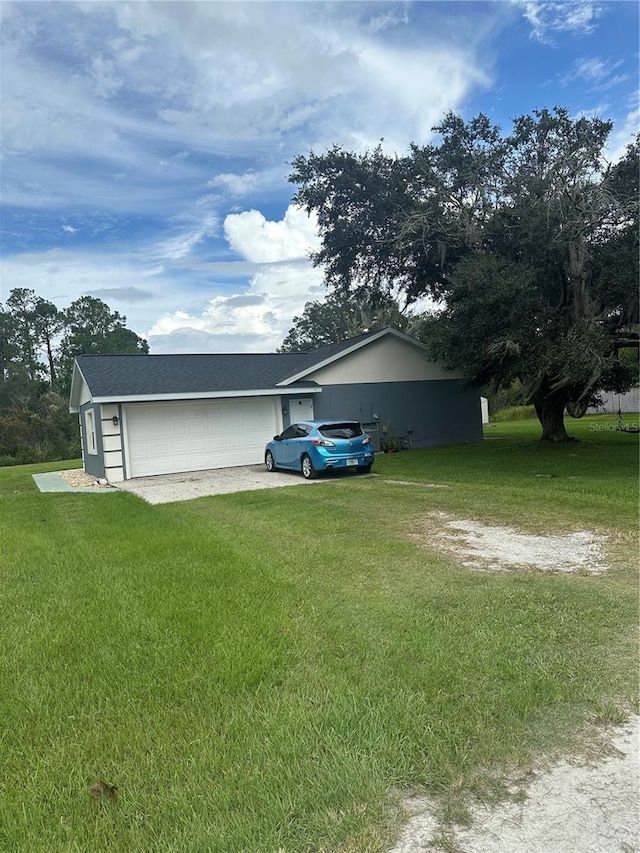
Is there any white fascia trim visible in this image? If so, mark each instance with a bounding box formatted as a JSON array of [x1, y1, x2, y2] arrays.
[[69, 363, 89, 413], [276, 327, 426, 386], [92, 387, 322, 405]]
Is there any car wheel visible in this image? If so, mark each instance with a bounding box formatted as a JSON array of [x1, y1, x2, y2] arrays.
[[356, 464, 372, 474], [265, 450, 277, 472], [301, 454, 318, 480]]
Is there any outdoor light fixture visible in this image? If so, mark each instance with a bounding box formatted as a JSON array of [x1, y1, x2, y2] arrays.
[[112, 415, 119, 426]]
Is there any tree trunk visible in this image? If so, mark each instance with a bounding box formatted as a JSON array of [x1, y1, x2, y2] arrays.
[[45, 334, 56, 382], [533, 393, 575, 442]]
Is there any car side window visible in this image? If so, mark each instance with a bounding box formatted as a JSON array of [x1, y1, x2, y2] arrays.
[[281, 424, 309, 439], [280, 425, 299, 440]]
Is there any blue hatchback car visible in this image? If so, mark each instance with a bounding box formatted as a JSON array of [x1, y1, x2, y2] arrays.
[[265, 420, 375, 479]]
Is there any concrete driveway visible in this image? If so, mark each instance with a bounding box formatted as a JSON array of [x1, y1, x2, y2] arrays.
[[115, 464, 369, 504]]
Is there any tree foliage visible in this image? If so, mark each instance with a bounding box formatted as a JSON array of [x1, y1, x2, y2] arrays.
[[4, 288, 63, 382], [279, 291, 422, 352], [290, 108, 639, 440], [58, 296, 149, 395], [0, 291, 149, 464]]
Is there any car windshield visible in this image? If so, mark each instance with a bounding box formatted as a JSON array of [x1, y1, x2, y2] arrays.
[[318, 422, 363, 439]]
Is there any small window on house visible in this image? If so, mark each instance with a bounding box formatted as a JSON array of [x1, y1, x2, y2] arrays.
[[85, 409, 97, 455]]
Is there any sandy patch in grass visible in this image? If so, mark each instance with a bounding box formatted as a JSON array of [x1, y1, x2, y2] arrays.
[[58, 469, 113, 488], [409, 513, 607, 575], [389, 715, 639, 853]]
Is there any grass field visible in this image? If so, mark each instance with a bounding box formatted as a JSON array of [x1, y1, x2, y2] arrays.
[[1, 415, 638, 852]]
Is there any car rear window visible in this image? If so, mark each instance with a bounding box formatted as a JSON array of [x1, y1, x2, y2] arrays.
[[318, 422, 364, 439]]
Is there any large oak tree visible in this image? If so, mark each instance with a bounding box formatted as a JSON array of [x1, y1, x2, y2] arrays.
[[290, 108, 639, 441]]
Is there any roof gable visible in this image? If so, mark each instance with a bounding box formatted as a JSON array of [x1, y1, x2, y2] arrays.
[[276, 328, 426, 386]]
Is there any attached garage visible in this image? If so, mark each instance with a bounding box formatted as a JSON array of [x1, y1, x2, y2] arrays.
[[124, 397, 279, 478]]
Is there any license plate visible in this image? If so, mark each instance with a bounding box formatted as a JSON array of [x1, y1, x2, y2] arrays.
[[346, 458, 358, 466]]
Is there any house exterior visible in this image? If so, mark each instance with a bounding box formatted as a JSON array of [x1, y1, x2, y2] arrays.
[[587, 387, 640, 415], [68, 327, 482, 482]]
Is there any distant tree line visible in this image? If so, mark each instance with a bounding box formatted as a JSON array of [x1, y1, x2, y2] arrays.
[[0, 289, 148, 465]]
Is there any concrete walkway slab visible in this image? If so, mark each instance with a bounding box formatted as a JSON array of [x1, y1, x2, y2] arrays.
[[32, 472, 118, 494]]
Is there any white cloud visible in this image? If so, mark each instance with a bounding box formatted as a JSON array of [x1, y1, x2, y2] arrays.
[[574, 58, 620, 82], [224, 206, 320, 264], [209, 172, 259, 197], [367, 9, 410, 34], [146, 328, 276, 355], [205, 165, 295, 205], [516, 1, 605, 43], [153, 214, 219, 263], [5, 1, 491, 157], [1, 0, 497, 238], [351, 40, 489, 151], [147, 260, 326, 353], [561, 57, 628, 89], [90, 55, 123, 99], [0, 205, 328, 354], [147, 205, 326, 352], [0, 248, 192, 339], [88, 286, 155, 304]]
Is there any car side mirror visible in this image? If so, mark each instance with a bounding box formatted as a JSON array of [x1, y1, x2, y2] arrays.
[[274, 435, 282, 441]]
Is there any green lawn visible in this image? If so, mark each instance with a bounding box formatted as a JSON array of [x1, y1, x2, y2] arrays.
[[1, 415, 638, 852]]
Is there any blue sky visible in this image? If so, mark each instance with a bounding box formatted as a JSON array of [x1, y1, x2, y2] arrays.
[[1, 0, 638, 353]]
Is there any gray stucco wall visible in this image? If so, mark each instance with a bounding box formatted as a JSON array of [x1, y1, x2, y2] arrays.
[[311, 380, 483, 448], [79, 402, 105, 478]]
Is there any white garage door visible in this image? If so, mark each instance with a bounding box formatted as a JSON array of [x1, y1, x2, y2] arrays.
[[124, 397, 278, 478]]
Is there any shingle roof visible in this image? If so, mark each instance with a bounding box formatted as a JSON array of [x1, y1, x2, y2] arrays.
[[75, 352, 312, 397], [295, 328, 381, 363], [72, 327, 408, 402]]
